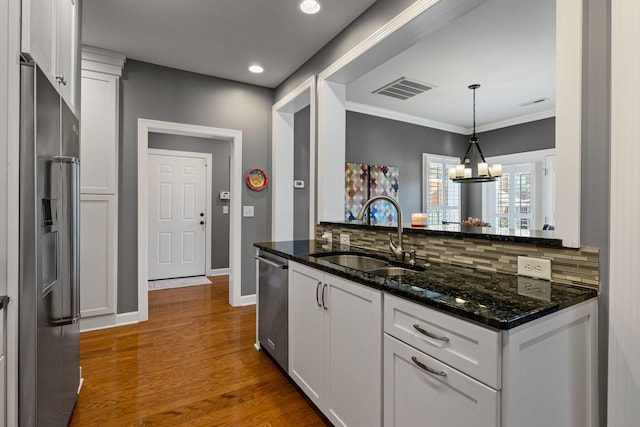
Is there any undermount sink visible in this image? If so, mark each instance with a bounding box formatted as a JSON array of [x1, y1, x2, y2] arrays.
[[313, 253, 390, 270], [366, 266, 418, 277]]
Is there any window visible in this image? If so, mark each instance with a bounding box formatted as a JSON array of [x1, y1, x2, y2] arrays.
[[492, 163, 535, 229], [422, 154, 461, 226], [482, 149, 556, 231]]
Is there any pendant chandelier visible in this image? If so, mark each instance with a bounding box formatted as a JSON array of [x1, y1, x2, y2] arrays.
[[449, 84, 502, 183]]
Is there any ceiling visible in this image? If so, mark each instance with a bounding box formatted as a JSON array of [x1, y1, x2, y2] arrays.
[[346, 0, 556, 133], [81, 0, 377, 88]]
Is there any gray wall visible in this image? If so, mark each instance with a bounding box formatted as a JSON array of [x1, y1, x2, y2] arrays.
[[294, 106, 311, 240], [118, 59, 273, 313], [474, 118, 555, 156], [345, 111, 468, 218], [581, 0, 610, 424], [148, 133, 231, 270]]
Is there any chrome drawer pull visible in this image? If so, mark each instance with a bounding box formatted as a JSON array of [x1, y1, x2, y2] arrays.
[[316, 281, 322, 307], [413, 324, 450, 342], [411, 356, 447, 377]]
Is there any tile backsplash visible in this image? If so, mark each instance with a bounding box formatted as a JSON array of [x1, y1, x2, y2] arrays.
[[316, 224, 600, 290]]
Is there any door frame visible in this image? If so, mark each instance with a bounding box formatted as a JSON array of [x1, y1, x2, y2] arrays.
[[138, 119, 243, 320], [147, 148, 213, 280]]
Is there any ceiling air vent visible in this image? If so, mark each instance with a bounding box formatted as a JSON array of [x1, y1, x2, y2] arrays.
[[519, 97, 550, 107], [372, 77, 434, 100]]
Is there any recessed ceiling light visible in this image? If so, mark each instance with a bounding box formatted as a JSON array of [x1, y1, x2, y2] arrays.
[[248, 65, 264, 74], [299, 0, 322, 15]]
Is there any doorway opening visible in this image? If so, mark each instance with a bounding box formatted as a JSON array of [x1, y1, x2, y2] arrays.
[[137, 119, 243, 322]]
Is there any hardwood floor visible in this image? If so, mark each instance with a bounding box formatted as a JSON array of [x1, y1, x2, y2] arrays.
[[70, 278, 331, 426]]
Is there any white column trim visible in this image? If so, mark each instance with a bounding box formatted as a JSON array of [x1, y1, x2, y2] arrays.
[[608, 0, 640, 424], [272, 75, 316, 240], [553, 0, 583, 248], [5, 0, 22, 424]]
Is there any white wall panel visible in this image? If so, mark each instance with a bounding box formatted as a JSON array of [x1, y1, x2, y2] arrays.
[[609, 1, 640, 425]]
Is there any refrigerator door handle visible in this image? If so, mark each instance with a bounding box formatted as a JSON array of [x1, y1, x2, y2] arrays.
[[54, 156, 80, 323]]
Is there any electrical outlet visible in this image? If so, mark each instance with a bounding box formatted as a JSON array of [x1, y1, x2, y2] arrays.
[[339, 233, 350, 245], [517, 256, 551, 281], [321, 232, 332, 242]]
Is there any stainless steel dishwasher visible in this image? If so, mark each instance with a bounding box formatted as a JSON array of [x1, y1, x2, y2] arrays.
[[255, 251, 289, 371]]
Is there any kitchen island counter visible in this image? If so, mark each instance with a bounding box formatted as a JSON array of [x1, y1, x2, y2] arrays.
[[254, 240, 597, 330]]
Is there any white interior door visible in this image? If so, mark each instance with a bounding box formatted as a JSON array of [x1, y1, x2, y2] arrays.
[[148, 152, 207, 280]]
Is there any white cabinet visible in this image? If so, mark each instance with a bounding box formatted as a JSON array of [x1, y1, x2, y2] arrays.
[[78, 47, 125, 329], [22, 0, 79, 113], [384, 294, 598, 427], [289, 263, 325, 408], [80, 195, 117, 318], [288, 261, 382, 427]]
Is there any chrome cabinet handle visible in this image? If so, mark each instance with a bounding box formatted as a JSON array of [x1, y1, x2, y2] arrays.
[[56, 74, 68, 86], [413, 324, 450, 342], [411, 356, 447, 377], [316, 282, 322, 307], [322, 283, 327, 310]]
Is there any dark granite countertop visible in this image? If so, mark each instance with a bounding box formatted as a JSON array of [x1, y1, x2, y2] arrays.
[[321, 221, 563, 248], [254, 240, 597, 331], [0, 296, 8, 310]]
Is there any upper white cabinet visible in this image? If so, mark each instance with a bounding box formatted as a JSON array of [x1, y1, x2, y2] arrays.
[[288, 261, 382, 427], [21, 0, 79, 114]]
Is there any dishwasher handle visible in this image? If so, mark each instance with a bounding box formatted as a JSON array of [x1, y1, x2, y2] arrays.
[[255, 255, 289, 270]]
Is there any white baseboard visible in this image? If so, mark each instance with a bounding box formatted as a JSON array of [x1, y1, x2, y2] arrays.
[[117, 311, 140, 326], [79, 311, 139, 332], [208, 268, 230, 276], [238, 294, 256, 306]]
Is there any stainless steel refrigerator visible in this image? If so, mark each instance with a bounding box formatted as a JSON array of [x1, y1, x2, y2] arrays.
[[19, 62, 81, 426]]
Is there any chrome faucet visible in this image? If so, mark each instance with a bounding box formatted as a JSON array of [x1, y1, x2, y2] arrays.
[[356, 195, 415, 265]]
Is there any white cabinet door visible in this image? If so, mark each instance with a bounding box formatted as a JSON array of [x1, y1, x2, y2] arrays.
[[80, 70, 118, 194], [80, 195, 117, 317], [324, 274, 382, 427], [288, 262, 325, 409], [384, 334, 500, 427], [21, 0, 56, 82], [56, 0, 78, 112]]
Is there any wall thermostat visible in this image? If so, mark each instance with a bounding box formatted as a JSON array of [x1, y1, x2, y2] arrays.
[[219, 191, 230, 200], [294, 180, 305, 189]]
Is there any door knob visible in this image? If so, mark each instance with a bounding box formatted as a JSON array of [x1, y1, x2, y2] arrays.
[[200, 212, 204, 217], [200, 220, 205, 225]]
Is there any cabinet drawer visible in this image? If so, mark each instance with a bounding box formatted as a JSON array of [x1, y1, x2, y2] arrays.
[[384, 294, 501, 388], [384, 334, 500, 427]]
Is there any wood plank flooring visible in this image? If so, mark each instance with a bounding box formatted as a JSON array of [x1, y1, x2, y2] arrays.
[[70, 277, 331, 426]]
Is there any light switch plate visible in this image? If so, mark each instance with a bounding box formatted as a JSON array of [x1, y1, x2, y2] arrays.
[[222, 206, 229, 214], [243, 206, 254, 217], [517, 256, 551, 281]]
